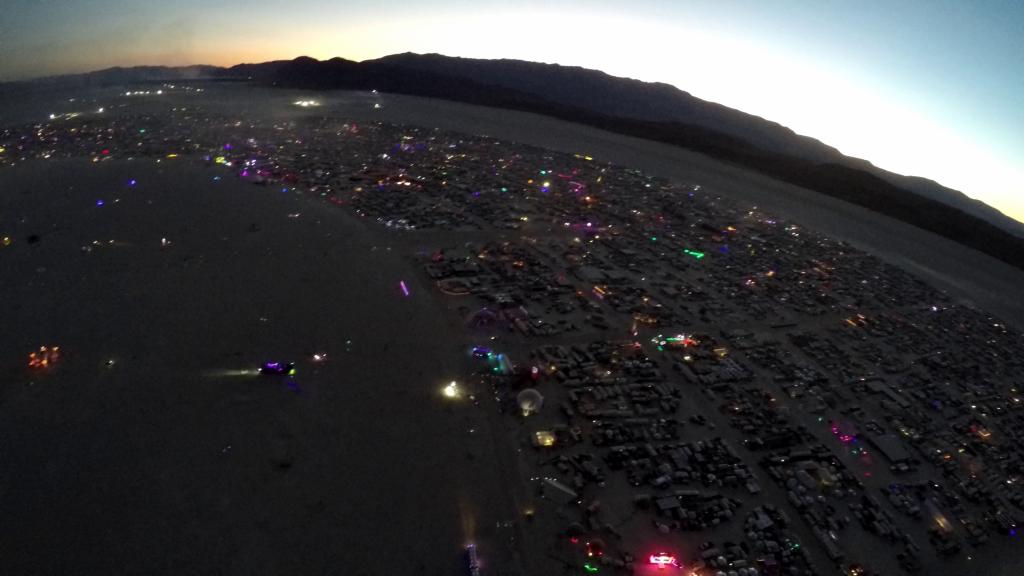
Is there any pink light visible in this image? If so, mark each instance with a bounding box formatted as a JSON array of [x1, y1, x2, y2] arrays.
[[649, 553, 678, 567], [399, 280, 410, 297]]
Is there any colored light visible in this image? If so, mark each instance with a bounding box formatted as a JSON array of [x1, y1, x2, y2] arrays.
[[584, 563, 599, 573], [28, 346, 60, 369], [400, 280, 410, 297], [683, 249, 705, 259], [535, 431, 556, 446], [649, 553, 678, 567]]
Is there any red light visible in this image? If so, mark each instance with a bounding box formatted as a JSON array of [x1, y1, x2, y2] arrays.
[[649, 553, 678, 568], [102, 149, 110, 155], [28, 346, 60, 369], [570, 537, 579, 544]]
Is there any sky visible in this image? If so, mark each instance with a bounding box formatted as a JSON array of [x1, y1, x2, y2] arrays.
[[2, 0, 1022, 222]]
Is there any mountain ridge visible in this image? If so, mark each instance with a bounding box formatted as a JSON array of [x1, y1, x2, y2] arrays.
[[359, 53, 1023, 237], [4, 53, 1023, 267]]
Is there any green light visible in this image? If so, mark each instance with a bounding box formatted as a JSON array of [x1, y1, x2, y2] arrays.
[[683, 249, 705, 260], [501, 187, 507, 192], [584, 564, 599, 573], [657, 346, 664, 352], [288, 368, 296, 376], [650, 236, 657, 241]]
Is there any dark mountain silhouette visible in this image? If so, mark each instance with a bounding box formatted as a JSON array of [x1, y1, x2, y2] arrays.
[[7, 54, 1024, 268], [24, 65, 224, 87]]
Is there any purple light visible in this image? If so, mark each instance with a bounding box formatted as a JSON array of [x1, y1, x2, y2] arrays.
[[96, 199, 104, 206], [128, 179, 137, 186], [224, 143, 232, 150], [259, 361, 295, 375], [400, 280, 410, 297]]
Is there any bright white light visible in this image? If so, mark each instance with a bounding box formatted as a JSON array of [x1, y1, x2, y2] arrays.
[[443, 381, 460, 398], [293, 100, 320, 107]]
